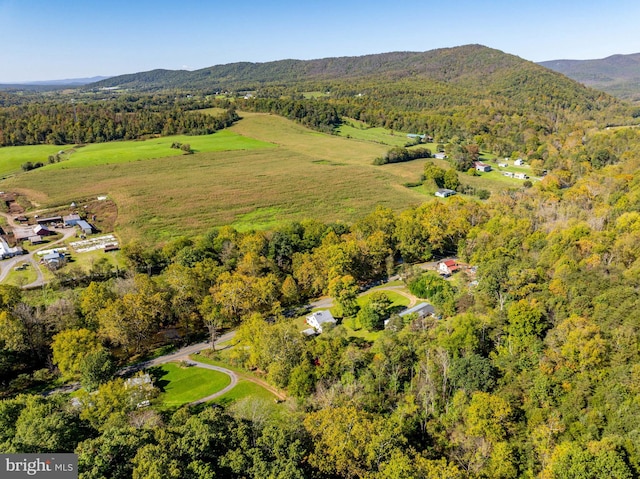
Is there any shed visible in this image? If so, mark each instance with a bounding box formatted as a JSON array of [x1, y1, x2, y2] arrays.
[[76, 220, 93, 235], [28, 235, 44, 245], [36, 216, 62, 225]]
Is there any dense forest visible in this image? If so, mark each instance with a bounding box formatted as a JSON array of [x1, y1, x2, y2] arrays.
[[1, 44, 640, 478], [0, 94, 238, 146], [2, 150, 640, 476]]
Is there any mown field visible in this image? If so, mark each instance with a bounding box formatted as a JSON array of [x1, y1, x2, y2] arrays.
[[0, 112, 527, 243]]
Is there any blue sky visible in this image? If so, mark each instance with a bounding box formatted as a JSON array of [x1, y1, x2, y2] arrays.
[[1, 0, 639, 82]]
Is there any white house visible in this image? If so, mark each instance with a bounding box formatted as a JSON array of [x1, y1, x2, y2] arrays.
[[435, 189, 457, 198], [438, 259, 460, 275], [474, 161, 492, 172], [498, 162, 508, 168], [514, 158, 525, 166], [306, 310, 336, 333], [514, 172, 529, 180], [434, 152, 446, 160]]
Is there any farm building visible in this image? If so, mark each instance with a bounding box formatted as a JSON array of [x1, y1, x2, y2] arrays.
[[36, 216, 62, 225], [76, 220, 93, 235], [474, 161, 492, 172], [28, 235, 45, 245], [438, 259, 460, 275], [33, 225, 55, 236], [63, 214, 82, 227], [435, 189, 457, 198], [0, 238, 24, 259], [306, 310, 336, 333]]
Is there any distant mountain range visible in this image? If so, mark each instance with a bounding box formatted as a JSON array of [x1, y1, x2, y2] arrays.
[[539, 53, 640, 102], [0, 76, 110, 90]]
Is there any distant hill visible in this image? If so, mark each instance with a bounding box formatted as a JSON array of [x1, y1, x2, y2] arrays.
[[539, 53, 640, 102], [86, 45, 581, 93], [84, 45, 631, 156], [0, 76, 110, 91]]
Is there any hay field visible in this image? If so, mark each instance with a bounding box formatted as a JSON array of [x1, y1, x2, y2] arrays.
[[0, 112, 430, 243]]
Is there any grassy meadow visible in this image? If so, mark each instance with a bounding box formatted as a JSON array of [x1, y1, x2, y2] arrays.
[[0, 111, 529, 243]]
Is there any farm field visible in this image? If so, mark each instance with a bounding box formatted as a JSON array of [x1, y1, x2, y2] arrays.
[[0, 112, 529, 243]]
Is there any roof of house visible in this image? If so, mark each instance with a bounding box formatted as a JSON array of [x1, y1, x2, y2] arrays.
[[306, 310, 336, 325], [442, 259, 457, 267], [399, 302, 435, 317], [63, 213, 81, 222], [43, 252, 64, 261]]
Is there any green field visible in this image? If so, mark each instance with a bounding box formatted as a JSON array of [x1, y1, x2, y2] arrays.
[[0, 144, 69, 177], [154, 362, 231, 408], [0, 112, 528, 243]]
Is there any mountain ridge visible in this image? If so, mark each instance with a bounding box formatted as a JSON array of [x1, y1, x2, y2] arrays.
[[539, 52, 640, 102]]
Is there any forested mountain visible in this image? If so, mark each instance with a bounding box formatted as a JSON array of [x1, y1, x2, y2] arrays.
[[86, 45, 632, 156], [540, 52, 640, 102]]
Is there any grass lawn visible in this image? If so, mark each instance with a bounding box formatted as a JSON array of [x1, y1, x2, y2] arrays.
[[2, 262, 37, 287], [152, 362, 231, 408], [211, 379, 277, 406], [188, 354, 280, 404], [0, 145, 68, 178]]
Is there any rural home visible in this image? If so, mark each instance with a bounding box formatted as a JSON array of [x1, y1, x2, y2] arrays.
[[438, 259, 460, 275], [42, 251, 66, 269], [434, 152, 446, 160], [435, 189, 457, 198], [498, 162, 508, 168], [474, 161, 492, 172], [399, 302, 435, 319], [514, 172, 529, 180], [306, 310, 336, 333], [514, 158, 525, 166], [503, 172, 515, 178]]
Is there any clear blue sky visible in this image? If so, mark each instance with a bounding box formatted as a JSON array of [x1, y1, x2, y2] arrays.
[[1, 0, 639, 82]]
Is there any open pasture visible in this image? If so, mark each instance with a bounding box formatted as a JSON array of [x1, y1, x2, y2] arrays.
[[0, 112, 525, 243], [2, 113, 430, 242], [0, 144, 68, 177]]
